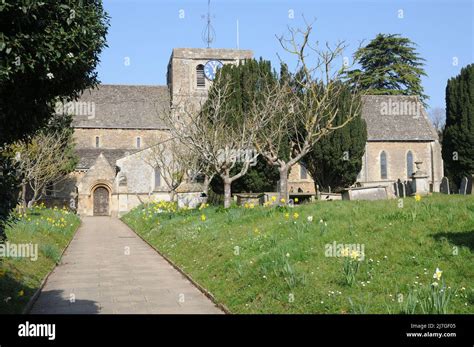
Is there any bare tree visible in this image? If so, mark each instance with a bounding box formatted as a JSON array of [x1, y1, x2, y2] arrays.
[[166, 80, 260, 208], [12, 130, 75, 212], [253, 24, 362, 202], [144, 138, 189, 201], [429, 107, 445, 138]]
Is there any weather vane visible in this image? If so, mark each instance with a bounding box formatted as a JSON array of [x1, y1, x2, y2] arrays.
[[201, 0, 215, 48]]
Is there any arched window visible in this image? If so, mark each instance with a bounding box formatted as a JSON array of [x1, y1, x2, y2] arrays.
[[300, 164, 308, 179], [380, 151, 387, 179], [154, 167, 161, 189], [196, 65, 205, 88], [407, 151, 414, 177]]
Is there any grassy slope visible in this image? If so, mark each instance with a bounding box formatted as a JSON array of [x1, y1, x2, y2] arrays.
[[123, 195, 474, 314], [0, 206, 80, 313]]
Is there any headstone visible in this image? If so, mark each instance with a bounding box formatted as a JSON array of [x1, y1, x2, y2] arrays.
[[393, 182, 399, 197], [459, 176, 468, 195], [397, 179, 405, 198], [404, 180, 413, 196], [467, 175, 473, 194], [440, 177, 450, 194]]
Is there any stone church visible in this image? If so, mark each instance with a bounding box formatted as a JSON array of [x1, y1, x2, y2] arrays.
[[52, 48, 443, 216]]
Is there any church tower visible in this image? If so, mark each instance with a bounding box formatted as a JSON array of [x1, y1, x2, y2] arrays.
[[166, 48, 253, 113]]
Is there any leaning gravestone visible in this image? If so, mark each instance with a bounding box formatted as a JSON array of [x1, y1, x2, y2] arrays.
[[459, 176, 468, 195], [440, 177, 450, 194]]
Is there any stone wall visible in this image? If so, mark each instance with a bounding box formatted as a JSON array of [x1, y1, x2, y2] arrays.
[[358, 141, 443, 192], [74, 128, 168, 150], [288, 163, 316, 194]]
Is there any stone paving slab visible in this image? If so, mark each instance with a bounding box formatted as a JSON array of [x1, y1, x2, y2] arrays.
[[30, 216, 223, 314]]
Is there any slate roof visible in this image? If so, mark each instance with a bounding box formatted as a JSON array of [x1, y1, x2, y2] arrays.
[[72, 85, 170, 129], [361, 95, 439, 141], [76, 148, 137, 169]]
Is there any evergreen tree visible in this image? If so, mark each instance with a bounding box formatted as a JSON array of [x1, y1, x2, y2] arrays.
[[305, 83, 367, 191], [207, 58, 280, 193], [347, 34, 428, 105], [442, 64, 474, 189]]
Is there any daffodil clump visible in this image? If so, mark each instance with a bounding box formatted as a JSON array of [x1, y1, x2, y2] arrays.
[[342, 247, 363, 286], [12, 205, 74, 232]]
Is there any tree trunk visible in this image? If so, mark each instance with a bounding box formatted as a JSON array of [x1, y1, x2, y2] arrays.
[[169, 190, 176, 202], [203, 175, 210, 196], [223, 176, 232, 209], [20, 182, 27, 214], [279, 166, 289, 203]]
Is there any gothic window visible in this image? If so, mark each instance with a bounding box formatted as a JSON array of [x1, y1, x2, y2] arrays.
[[380, 151, 387, 179], [407, 151, 414, 177], [196, 64, 205, 88]]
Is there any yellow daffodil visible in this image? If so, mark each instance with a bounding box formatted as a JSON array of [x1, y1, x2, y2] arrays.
[[280, 198, 286, 204], [271, 196, 277, 202], [350, 250, 360, 260], [294, 198, 299, 203], [415, 194, 421, 202], [293, 212, 299, 219], [249, 203, 255, 209], [433, 267, 442, 281], [284, 213, 290, 220], [18, 290, 24, 297], [200, 214, 206, 222], [341, 247, 350, 257]]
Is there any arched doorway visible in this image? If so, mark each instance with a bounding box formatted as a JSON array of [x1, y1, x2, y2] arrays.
[[93, 186, 109, 216]]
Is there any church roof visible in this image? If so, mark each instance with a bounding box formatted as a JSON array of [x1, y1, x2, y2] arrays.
[[72, 85, 170, 129], [361, 95, 439, 142], [76, 148, 137, 169]]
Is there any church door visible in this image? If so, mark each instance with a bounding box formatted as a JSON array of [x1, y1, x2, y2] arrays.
[[93, 187, 109, 216]]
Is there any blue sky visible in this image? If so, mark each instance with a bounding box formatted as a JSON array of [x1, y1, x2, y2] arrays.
[[98, 0, 473, 111]]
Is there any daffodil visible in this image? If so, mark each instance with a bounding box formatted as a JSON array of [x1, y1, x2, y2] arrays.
[[18, 290, 24, 297], [280, 198, 286, 204], [307, 216, 313, 222], [284, 212, 290, 220], [294, 198, 299, 203], [433, 267, 442, 281], [293, 212, 299, 219], [415, 194, 421, 202], [249, 203, 255, 209], [350, 250, 360, 260], [200, 214, 206, 222], [271, 196, 277, 202]]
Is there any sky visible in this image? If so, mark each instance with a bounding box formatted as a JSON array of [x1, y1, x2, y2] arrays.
[[98, 0, 474, 112]]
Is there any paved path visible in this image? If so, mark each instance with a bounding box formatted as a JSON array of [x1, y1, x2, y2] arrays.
[[31, 217, 223, 314]]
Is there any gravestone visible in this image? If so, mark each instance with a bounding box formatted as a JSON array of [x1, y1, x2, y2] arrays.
[[467, 175, 473, 194], [459, 176, 468, 195], [397, 179, 405, 198], [440, 177, 450, 194], [411, 161, 430, 195], [404, 180, 413, 196], [393, 182, 399, 197]]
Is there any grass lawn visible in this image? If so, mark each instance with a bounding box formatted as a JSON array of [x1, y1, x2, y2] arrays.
[[123, 194, 474, 314], [0, 205, 80, 313]]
